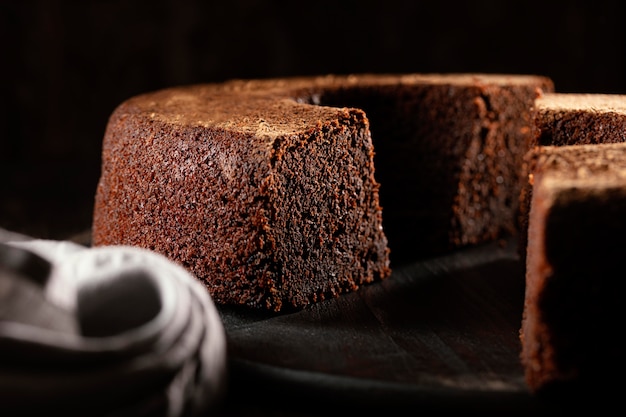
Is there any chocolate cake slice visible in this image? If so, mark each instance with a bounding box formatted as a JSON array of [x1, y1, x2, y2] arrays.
[[519, 93, 626, 259], [533, 93, 626, 146], [521, 141, 626, 395], [92, 87, 390, 312]]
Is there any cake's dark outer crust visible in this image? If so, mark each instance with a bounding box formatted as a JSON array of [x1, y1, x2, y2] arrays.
[[93, 73, 553, 311], [522, 143, 626, 395]]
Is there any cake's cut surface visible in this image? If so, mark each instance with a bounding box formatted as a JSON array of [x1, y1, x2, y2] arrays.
[[92, 73, 553, 311], [93, 87, 389, 312], [533, 93, 626, 146], [522, 142, 626, 395], [225, 74, 554, 261], [521, 93, 626, 394], [519, 93, 626, 258]]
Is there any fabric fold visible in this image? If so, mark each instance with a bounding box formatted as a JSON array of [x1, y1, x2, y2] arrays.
[[0, 231, 227, 416]]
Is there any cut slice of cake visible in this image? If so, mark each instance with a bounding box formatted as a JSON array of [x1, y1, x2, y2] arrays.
[[519, 93, 626, 259], [533, 93, 626, 146], [521, 142, 626, 395], [92, 88, 391, 312]]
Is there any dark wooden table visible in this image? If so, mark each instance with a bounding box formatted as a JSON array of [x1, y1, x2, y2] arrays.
[[0, 227, 586, 416], [213, 238, 577, 416]]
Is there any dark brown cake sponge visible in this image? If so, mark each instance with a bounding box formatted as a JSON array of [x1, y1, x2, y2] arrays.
[[518, 93, 626, 260], [522, 142, 626, 396], [92, 73, 554, 311], [225, 74, 554, 261], [93, 83, 391, 311]]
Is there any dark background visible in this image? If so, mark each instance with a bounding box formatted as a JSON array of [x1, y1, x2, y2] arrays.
[[1, 0, 625, 240]]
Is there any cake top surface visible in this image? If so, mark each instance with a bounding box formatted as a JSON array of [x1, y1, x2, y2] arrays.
[[531, 142, 626, 191], [536, 93, 626, 114], [119, 85, 356, 138], [223, 72, 553, 89], [115, 73, 553, 139]]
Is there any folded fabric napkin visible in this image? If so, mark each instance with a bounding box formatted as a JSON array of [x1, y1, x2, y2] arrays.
[[0, 229, 227, 416]]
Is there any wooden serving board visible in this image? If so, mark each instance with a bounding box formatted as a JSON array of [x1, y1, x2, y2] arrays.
[[4, 227, 573, 415], [216, 238, 570, 416]]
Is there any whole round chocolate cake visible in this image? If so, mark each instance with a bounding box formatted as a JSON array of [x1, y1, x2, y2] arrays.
[[92, 73, 554, 312]]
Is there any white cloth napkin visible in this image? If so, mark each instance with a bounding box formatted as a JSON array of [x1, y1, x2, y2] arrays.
[[0, 230, 227, 416]]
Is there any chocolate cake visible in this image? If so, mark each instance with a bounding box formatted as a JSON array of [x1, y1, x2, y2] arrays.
[[521, 100, 626, 395], [519, 93, 626, 257], [532, 93, 626, 147], [92, 73, 553, 311], [224, 74, 554, 261]]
